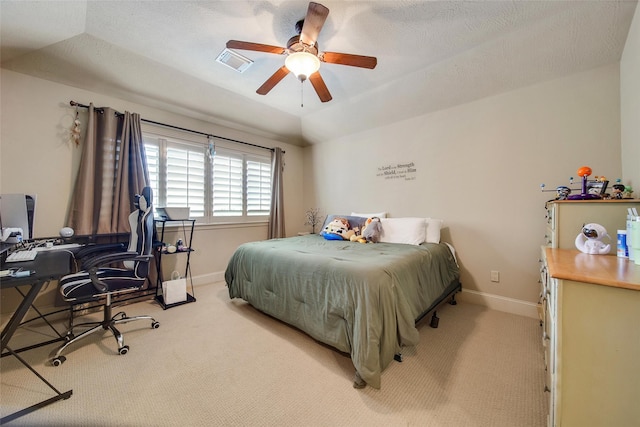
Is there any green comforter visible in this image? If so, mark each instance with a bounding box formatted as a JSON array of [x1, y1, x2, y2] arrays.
[[225, 234, 460, 388]]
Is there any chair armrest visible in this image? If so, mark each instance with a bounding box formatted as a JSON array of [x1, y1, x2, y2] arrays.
[[86, 252, 153, 293], [75, 243, 126, 260]]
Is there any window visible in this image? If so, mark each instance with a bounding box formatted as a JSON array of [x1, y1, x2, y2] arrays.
[[142, 126, 272, 223], [246, 159, 272, 215], [212, 152, 243, 216]]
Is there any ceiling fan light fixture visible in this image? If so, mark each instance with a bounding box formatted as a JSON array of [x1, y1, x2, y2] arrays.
[[285, 51, 320, 81]]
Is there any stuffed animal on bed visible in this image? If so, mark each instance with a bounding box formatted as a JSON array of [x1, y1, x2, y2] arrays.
[[349, 227, 366, 243], [321, 217, 352, 240], [361, 217, 382, 243]]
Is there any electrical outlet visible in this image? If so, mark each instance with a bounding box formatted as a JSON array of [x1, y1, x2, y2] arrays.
[[491, 270, 500, 282]]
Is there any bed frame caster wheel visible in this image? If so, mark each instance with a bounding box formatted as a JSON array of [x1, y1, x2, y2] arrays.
[[52, 356, 66, 367], [119, 345, 129, 355], [151, 321, 160, 329], [430, 313, 440, 328]]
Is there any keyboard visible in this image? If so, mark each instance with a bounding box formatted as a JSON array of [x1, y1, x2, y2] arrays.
[[33, 243, 82, 252], [5, 249, 38, 262]]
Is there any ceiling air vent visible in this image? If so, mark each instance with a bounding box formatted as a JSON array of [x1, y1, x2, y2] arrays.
[[216, 48, 253, 73]]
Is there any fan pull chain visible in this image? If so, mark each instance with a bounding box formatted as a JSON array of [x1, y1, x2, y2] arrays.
[[300, 81, 304, 107]]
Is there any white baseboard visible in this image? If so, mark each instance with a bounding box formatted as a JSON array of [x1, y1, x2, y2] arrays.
[[457, 289, 539, 319], [192, 274, 540, 320], [192, 271, 225, 287]]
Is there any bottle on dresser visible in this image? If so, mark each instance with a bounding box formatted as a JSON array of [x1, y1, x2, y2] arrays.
[[617, 229, 627, 258], [628, 208, 640, 265]]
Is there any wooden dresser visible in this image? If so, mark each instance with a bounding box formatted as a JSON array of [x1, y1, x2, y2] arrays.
[[539, 248, 640, 427], [544, 199, 640, 250]]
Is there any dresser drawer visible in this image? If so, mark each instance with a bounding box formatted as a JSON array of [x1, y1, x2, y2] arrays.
[[544, 226, 554, 247]]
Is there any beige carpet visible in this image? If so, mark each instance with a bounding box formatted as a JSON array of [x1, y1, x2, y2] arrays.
[[1, 283, 546, 426]]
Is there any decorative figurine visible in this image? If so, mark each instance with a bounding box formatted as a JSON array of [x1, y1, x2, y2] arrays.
[[555, 186, 571, 200], [567, 166, 601, 200], [541, 166, 609, 201], [612, 183, 626, 199]]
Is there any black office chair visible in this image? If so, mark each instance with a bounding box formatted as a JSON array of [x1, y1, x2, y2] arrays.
[[51, 187, 160, 366]]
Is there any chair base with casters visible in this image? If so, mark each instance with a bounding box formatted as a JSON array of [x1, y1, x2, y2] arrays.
[[51, 290, 160, 366]]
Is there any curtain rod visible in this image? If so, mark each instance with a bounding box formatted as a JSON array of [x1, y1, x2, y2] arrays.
[[69, 101, 282, 153]]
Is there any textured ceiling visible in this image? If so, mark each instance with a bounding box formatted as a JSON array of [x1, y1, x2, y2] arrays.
[[1, 1, 637, 146]]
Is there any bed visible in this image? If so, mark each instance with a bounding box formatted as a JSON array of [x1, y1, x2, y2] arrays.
[[225, 215, 461, 389]]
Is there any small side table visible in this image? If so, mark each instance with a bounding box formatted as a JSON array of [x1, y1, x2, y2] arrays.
[[154, 219, 196, 309]]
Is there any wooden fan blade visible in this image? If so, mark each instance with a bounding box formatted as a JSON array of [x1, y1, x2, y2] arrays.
[[309, 72, 332, 102], [226, 40, 286, 55], [322, 52, 377, 69], [257, 66, 290, 95], [300, 2, 329, 46]]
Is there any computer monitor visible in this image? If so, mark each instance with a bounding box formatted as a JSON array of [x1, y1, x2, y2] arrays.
[[0, 193, 36, 240]]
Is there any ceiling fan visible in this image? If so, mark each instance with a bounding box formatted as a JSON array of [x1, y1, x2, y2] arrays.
[[226, 2, 377, 103]]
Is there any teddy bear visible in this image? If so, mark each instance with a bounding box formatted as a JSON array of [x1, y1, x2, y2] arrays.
[[361, 217, 382, 243]]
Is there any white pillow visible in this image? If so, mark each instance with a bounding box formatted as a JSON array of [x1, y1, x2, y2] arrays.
[[380, 217, 426, 245], [425, 218, 443, 243], [351, 211, 387, 218]]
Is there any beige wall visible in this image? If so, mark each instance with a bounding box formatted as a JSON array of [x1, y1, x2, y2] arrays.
[[621, 3, 640, 191], [305, 63, 624, 316], [0, 70, 305, 312], [3, 10, 638, 317]]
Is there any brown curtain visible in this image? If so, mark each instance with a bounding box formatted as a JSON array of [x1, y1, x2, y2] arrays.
[[268, 147, 285, 239], [68, 103, 149, 235]]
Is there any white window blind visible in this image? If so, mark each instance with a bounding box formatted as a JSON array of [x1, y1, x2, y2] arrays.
[[212, 153, 243, 216], [142, 126, 272, 223], [166, 144, 206, 217], [246, 159, 271, 216], [145, 143, 160, 206]]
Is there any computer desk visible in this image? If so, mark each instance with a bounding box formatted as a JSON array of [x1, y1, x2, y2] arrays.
[[1, 250, 74, 424]]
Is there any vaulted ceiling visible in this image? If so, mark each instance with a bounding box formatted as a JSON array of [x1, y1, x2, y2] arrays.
[[1, 1, 637, 146]]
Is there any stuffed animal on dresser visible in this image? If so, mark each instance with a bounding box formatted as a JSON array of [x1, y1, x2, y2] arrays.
[[575, 223, 610, 255]]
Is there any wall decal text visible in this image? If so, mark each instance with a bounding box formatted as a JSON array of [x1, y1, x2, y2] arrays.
[[377, 162, 417, 181]]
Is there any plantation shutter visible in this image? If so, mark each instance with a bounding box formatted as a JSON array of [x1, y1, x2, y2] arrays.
[[246, 159, 271, 216], [212, 153, 243, 216], [144, 143, 160, 205], [166, 143, 205, 218], [142, 125, 273, 224]]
